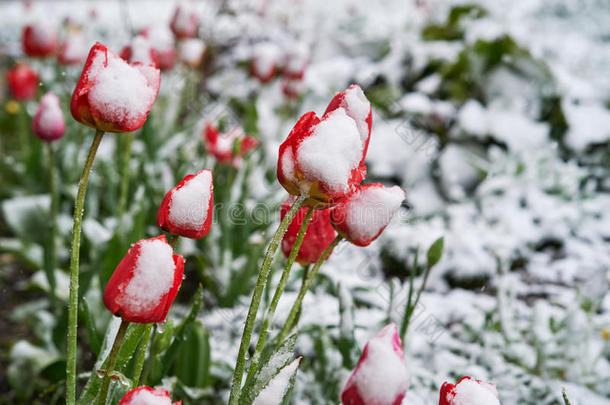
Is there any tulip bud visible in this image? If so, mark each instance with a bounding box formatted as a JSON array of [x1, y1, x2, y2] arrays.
[[157, 170, 214, 239], [331, 184, 405, 247], [281, 78, 303, 100], [58, 31, 88, 66], [139, 26, 176, 71], [32, 93, 65, 142], [6, 63, 38, 101], [170, 2, 199, 39], [22, 21, 58, 57], [178, 38, 205, 69], [70, 42, 160, 133], [277, 94, 372, 208], [280, 197, 336, 265], [341, 323, 409, 405], [118, 386, 181, 405], [103, 235, 184, 323], [120, 35, 159, 68], [251, 42, 281, 83], [282, 41, 309, 80], [439, 376, 501, 405], [203, 122, 258, 167]]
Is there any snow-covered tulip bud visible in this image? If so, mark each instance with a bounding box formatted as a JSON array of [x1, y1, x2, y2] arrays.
[[58, 30, 88, 66], [170, 2, 199, 39], [281, 78, 303, 100], [439, 376, 501, 405], [341, 323, 409, 405], [251, 42, 281, 83], [282, 41, 309, 80], [331, 184, 405, 247], [103, 235, 185, 324], [280, 197, 337, 265], [203, 122, 259, 167], [22, 21, 58, 58], [120, 35, 159, 68], [32, 93, 65, 142], [157, 170, 214, 239], [178, 38, 205, 69], [118, 386, 181, 405], [139, 26, 176, 71], [6, 63, 38, 101], [70, 42, 161, 133]]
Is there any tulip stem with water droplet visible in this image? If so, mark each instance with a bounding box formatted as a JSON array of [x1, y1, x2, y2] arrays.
[[246, 206, 313, 384], [66, 129, 105, 405], [44, 142, 58, 312], [277, 234, 343, 344], [131, 323, 153, 389], [228, 194, 307, 405], [96, 319, 130, 405]]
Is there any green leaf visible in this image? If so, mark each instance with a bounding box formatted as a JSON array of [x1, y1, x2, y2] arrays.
[[81, 298, 102, 356], [250, 357, 301, 405], [174, 321, 210, 388], [427, 237, 444, 268]]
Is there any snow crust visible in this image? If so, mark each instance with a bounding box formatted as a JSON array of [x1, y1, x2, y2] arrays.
[[253, 358, 300, 405], [343, 186, 404, 242], [168, 170, 212, 230]]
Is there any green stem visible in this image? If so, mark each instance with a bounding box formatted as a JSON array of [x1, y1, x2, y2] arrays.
[[277, 235, 343, 344], [400, 250, 418, 344], [246, 207, 313, 383], [402, 254, 432, 344], [168, 233, 180, 250], [228, 195, 306, 405], [131, 324, 153, 389], [117, 132, 134, 218], [562, 388, 572, 405], [44, 142, 58, 312], [96, 319, 130, 405], [66, 129, 105, 405], [17, 104, 30, 161]]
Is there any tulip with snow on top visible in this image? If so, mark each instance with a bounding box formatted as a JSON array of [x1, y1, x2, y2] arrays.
[[118, 386, 181, 405], [138, 26, 176, 71], [277, 84, 372, 208], [250, 42, 282, 83], [178, 38, 206, 69], [170, 2, 199, 39], [70, 42, 161, 133], [6, 63, 39, 101], [203, 122, 258, 167], [32, 93, 65, 142], [439, 376, 501, 405], [58, 30, 88, 66], [103, 235, 184, 324], [22, 21, 58, 57], [341, 323, 410, 405], [331, 183, 405, 247], [282, 41, 309, 80], [157, 170, 214, 239], [120, 35, 159, 68]]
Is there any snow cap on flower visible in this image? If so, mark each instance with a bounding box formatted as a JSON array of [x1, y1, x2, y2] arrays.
[[341, 323, 409, 405], [439, 376, 501, 405], [32, 93, 65, 142], [277, 86, 373, 208], [331, 184, 404, 247], [70, 42, 161, 133], [58, 30, 88, 66], [280, 197, 337, 265], [170, 2, 199, 39], [157, 170, 214, 239], [251, 42, 282, 83], [178, 38, 205, 69], [103, 235, 184, 324], [120, 35, 159, 68], [6, 63, 38, 101], [118, 386, 181, 405], [203, 122, 258, 167], [22, 21, 58, 57], [282, 40, 309, 80]]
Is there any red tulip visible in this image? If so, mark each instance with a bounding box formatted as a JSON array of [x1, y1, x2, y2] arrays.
[[250, 42, 281, 83], [58, 31, 88, 66], [70, 42, 160, 133], [439, 376, 500, 405], [331, 184, 404, 247], [341, 323, 409, 405], [6, 63, 38, 101], [138, 26, 176, 71], [203, 122, 258, 167], [157, 170, 214, 239], [280, 197, 336, 265], [120, 35, 159, 68], [22, 22, 58, 57], [277, 85, 372, 208], [178, 38, 205, 69], [32, 93, 65, 142], [118, 386, 181, 405], [282, 41, 309, 80], [103, 235, 184, 323], [170, 3, 199, 39], [281, 78, 302, 99]]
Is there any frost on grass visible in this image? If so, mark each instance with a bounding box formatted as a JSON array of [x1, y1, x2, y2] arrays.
[[253, 358, 301, 405], [343, 185, 405, 242], [168, 170, 212, 230], [297, 108, 363, 192], [115, 239, 175, 314], [87, 47, 158, 126]]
